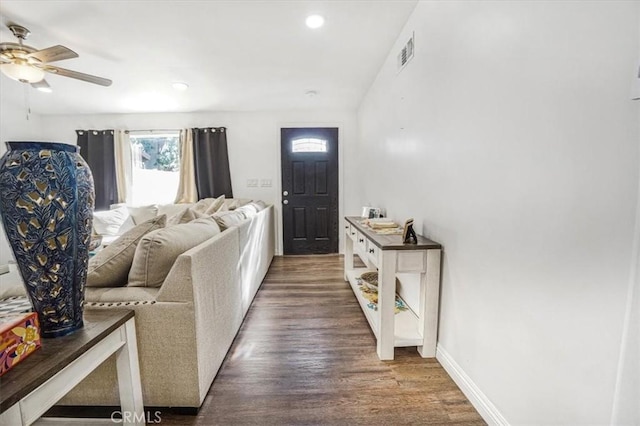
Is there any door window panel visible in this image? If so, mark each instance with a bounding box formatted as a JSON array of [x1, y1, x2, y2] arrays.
[[291, 138, 327, 153]]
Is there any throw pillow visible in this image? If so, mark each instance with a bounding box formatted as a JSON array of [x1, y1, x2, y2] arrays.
[[86, 215, 167, 287], [128, 216, 221, 288], [191, 195, 225, 215], [158, 203, 192, 218], [93, 205, 135, 236], [212, 210, 248, 231], [128, 204, 159, 224], [203, 195, 226, 215], [167, 206, 206, 225]]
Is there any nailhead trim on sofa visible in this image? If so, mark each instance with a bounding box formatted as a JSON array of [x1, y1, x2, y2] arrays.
[[85, 300, 156, 307]]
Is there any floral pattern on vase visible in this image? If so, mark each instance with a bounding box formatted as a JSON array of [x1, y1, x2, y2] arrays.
[[0, 142, 95, 338]]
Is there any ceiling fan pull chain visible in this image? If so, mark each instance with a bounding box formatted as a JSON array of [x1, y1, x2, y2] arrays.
[[23, 84, 31, 121]]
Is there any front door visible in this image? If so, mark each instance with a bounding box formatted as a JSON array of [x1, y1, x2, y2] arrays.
[[281, 128, 339, 255]]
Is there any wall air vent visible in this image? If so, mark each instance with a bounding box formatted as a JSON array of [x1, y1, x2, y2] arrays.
[[397, 32, 415, 72]]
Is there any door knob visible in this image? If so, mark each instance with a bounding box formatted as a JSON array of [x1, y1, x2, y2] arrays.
[[283, 200, 289, 205], [283, 191, 289, 196]]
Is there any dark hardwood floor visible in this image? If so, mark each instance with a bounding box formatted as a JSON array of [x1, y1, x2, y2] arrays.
[[162, 255, 485, 425], [46, 255, 483, 424]]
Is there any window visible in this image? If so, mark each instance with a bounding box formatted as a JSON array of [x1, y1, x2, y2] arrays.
[[129, 132, 180, 205], [291, 138, 327, 153]]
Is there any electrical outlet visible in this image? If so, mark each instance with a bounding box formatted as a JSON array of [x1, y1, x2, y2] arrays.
[[260, 179, 272, 187], [247, 179, 258, 187]]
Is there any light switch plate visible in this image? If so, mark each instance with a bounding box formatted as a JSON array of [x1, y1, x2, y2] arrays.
[[247, 179, 258, 187], [260, 179, 272, 187]]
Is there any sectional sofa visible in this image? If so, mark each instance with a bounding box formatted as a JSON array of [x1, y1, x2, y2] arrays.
[[52, 199, 276, 409]]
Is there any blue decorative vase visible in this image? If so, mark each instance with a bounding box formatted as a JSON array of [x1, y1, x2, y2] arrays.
[[0, 142, 94, 338]]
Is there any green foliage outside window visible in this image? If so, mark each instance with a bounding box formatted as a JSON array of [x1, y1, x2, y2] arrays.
[[131, 136, 180, 172]]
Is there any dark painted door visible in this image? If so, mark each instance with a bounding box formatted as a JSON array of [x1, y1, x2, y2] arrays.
[[281, 128, 339, 255]]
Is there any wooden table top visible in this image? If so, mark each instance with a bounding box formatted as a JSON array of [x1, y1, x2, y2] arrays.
[[0, 309, 134, 412], [345, 216, 442, 250]]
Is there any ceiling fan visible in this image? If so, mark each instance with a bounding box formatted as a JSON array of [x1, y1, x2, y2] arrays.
[[0, 24, 112, 90]]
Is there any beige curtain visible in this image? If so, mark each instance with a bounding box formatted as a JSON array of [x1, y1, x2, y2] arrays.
[[114, 130, 132, 204], [174, 128, 198, 203]]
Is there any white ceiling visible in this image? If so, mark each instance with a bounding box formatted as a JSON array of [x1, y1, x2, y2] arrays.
[[0, 0, 416, 115]]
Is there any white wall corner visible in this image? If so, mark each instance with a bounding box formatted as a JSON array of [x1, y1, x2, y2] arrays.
[[436, 345, 510, 426]]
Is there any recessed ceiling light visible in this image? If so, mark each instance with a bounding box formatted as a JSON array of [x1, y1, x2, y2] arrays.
[[305, 15, 325, 29], [172, 82, 189, 91], [37, 87, 52, 93]]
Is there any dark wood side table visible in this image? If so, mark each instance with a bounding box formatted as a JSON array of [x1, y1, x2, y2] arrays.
[[0, 309, 145, 426]]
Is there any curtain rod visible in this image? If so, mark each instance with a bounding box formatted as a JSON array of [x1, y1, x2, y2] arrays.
[[125, 129, 181, 134], [125, 127, 226, 134]]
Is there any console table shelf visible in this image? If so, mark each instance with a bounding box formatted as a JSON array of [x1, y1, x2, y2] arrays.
[[345, 269, 423, 346], [344, 216, 442, 360]]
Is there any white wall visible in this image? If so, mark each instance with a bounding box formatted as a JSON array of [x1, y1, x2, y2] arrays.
[[612, 135, 640, 424], [0, 91, 46, 264], [356, 1, 640, 424], [38, 110, 359, 255]]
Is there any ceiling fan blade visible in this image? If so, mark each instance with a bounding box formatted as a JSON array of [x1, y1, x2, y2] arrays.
[[31, 79, 50, 89], [27, 45, 78, 63], [40, 64, 112, 86]]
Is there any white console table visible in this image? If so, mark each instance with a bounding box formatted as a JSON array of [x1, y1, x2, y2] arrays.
[[344, 216, 442, 360]]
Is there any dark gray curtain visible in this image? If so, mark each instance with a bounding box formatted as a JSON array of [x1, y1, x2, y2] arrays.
[[193, 127, 233, 199], [77, 130, 118, 210]]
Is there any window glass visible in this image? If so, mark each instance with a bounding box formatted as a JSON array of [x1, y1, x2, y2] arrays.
[[291, 138, 327, 153], [129, 132, 180, 205]]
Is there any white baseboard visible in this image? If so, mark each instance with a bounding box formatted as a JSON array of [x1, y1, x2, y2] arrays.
[[436, 345, 510, 426]]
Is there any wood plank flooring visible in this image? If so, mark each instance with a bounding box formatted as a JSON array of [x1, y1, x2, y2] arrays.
[[163, 255, 485, 425]]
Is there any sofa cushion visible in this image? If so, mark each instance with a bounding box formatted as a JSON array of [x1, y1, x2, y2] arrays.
[[235, 204, 259, 218], [158, 203, 192, 218], [212, 210, 248, 231], [167, 206, 206, 225], [85, 286, 159, 303], [86, 215, 167, 287], [191, 195, 225, 215], [222, 198, 252, 210], [204, 195, 226, 215], [128, 216, 221, 288], [250, 200, 267, 211], [128, 204, 159, 224], [93, 205, 135, 236]]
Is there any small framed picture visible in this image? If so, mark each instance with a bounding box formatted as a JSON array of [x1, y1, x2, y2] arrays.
[[402, 218, 417, 244], [361, 206, 381, 219]]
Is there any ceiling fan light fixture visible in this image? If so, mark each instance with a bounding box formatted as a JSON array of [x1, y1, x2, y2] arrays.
[[1, 62, 45, 83], [0, 24, 111, 87]]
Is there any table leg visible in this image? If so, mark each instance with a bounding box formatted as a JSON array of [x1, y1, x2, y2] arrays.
[[344, 232, 354, 281], [418, 249, 441, 358], [377, 251, 397, 360], [0, 404, 22, 426], [116, 319, 145, 426]]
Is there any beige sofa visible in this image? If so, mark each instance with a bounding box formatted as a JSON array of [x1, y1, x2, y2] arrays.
[[55, 202, 276, 408]]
